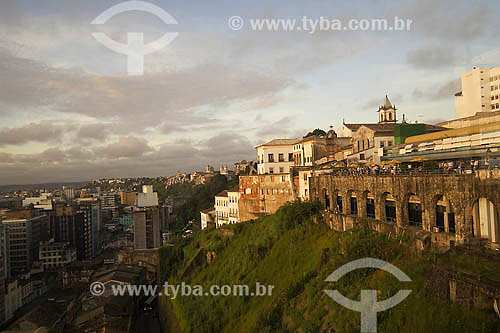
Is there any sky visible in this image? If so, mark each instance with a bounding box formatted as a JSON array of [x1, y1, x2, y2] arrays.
[[1, 0, 500, 185]]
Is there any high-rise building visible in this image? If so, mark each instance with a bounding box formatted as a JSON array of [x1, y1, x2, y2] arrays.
[[120, 191, 138, 206], [77, 200, 101, 259], [133, 207, 161, 249], [0, 223, 10, 280], [455, 66, 500, 118], [1, 211, 44, 276], [133, 186, 161, 250]]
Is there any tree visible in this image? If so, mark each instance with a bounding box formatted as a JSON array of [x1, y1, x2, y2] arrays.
[[303, 128, 326, 138]]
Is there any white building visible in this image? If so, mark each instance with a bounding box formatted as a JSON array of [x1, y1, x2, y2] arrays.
[[200, 209, 216, 230], [214, 191, 229, 227], [256, 139, 299, 175], [455, 66, 500, 118], [228, 189, 240, 224], [136, 185, 159, 207]]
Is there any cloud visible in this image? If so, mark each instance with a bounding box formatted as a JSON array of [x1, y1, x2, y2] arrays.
[[76, 123, 112, 141], [96, 136, 153, 159], [412, 79, 460, 101], [407, 45, 459, 69], [399, 0, 492, 41], [0, 122, 66, 146], [0, 47, 292, 133]]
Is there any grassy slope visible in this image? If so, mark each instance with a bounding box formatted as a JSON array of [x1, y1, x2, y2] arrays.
[[159, 202, 500, 333]]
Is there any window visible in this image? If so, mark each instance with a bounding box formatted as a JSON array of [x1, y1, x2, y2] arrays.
[[387, 141, 393, 146], [367, 139, 370, 148], [278, 153, 284, 162], [362, 140, 365, 150], [269, 167, 274, 174], [288, 153, 293, 161], [357, 141, 360, 151], [279, 167, 284, 173], [380, 141, 385, 148], [360, 153, 365, 160], [303, 173, 307, 181], [388, 113, 392, 120], [268, 153, 274, 162]]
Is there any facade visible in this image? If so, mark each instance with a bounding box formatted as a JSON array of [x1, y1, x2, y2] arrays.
[[77, 200, 101, 260], [228, 189, 240, 224], [39, 241, 77, 271], [256, 139, 299, 175], [455, 66, 500, 118], [120, 191, 138, 206], [62, 187, 75, 200], [4, 279, 22, 322], [0, 223, 10, 280], [238, 174, 295, 222], [133, 207, 161, 250], [1, 212, 43, 275], [100, 193, 118, 213], [214, 191, 229, 227], [348, 124, 396, 163], [293, 136, 327, 167], [136, 185, 159, 207], [200, 209, 215, 230]]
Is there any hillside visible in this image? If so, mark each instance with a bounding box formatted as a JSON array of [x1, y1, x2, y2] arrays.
[[158, 201, 500, 332]]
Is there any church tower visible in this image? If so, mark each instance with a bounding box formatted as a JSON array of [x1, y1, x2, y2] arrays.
[[378, 95, 397, 124]]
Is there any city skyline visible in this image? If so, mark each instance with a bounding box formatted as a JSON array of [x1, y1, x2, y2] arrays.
[[1, 0, 500, 185]]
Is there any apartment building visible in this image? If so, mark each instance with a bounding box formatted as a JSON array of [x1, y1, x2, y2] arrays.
[[455, 66, 500, 118], [1, 211, 44, 276], [133, 207, 161, 249], [39, 241, 77, 271]]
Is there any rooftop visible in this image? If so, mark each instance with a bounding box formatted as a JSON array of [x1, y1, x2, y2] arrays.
[[256, 138, 300, 148]]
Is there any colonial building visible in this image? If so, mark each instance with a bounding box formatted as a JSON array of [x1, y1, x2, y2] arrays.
[[256, 139, 299, 175]]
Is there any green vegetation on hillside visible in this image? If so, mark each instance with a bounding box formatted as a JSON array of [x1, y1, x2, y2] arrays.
[[170, 175, 230, 230], [158, 202, 500, 332]]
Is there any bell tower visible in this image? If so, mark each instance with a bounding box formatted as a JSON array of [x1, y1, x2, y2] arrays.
[[378, 95, 397, 124]]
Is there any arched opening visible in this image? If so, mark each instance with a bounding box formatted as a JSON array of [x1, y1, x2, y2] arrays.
[[365, 191, 375, 218], [336, 192, 343, 214], [324, 190, 330, 210], [408, 194, 422, 227], [348, 191, 358, 216], [472, 198, 498, 243], [382, 192, 396, 222], [388, 112, 392, 121], [436, 195, 455, 234]]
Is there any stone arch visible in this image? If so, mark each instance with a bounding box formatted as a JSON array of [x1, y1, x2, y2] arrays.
[[380, 192, 396, 223], [332, 189, 343, 214], [405, 193, 423, 228], [363, 190, 376, 218], [321, 188, 329, 209], [431, 195, 456, 234], [346, 190, 358, 216], [471, 197, 499, 243]]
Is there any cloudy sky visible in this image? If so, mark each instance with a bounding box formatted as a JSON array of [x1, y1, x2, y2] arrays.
[[0, 0, 499, 185]]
